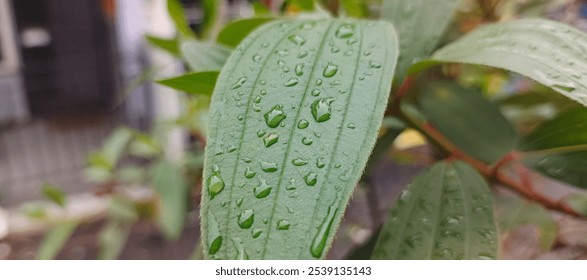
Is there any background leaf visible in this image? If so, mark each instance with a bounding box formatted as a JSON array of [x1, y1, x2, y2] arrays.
[[200, 0, 220, 39], [416, 81, 517, 163], [151, 160, 189, 240], [495, 195, 557, 251], [340, 0, 368, 18], [37, 221, 78, 260], [216, 17, 274, 48], [145, 35, 180, 56], [156, 71, 219, 96], [380, 0, 459, 82], [413, 19, 587, 107], [181, 40, 232, 71], [167, 0, 196, 38], [520, 108, 587, 188], [290, 0, 315, 11], [202, 19, 398, 259], [41, 183, 67, 207], [372, 161, 498, 260]]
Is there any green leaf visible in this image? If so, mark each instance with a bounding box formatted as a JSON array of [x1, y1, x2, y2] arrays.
[[520, 108, 587, 152], [290, 0, 315, 11], [98, 222, 131, 260], [495, 195, 557, 251], [156, 71, 219, 96], [129, 134, 161, 158], [380, 0, 458, 82], [200, 0, 220, 39], [412, 19, 587, 107], [253, 1, 272, 16], [372, 161, 498, 260], [151, 160, 189, 240], [167, 0, 196, 38], [145, 35, 180, 56], [520, 108, 587, 188], [101, 127, 133, 167], [181, 40, 232, 71], [37, 221, 78, 260], [201, 19, 398, 259], [216, 17, 274, 48], [20, 203, 47, 219], [340, 0, 368, 18], [41, 183, 67, 207], [417, 81, 517, 163]]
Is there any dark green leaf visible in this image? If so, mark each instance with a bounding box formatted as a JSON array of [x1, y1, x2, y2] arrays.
[[495, 195, 557, 251], [145, 35, 180, 56], [372, 161, 498, 260], [216, 17, 274, 48], [156, 71, 219, 96], [37, 221, 78, 260], [253, 1, 272, 16], [181, 40, 231, 71], [151, 160, 189, 240], [412, 19, 587, 107], [167, 0, 196, 38], [520, 108, 587, 188], [201, 19, 398, 259], [417, 81, 517, 163], [41, 183, 67, 207], [380, 0, 458, 82]]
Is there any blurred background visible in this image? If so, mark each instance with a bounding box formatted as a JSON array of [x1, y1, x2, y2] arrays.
[[0, 0, 586, 260]]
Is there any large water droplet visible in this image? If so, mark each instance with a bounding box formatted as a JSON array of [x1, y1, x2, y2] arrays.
[[311, 98, 335, 123], [238, 209, 255, 229], [264, 105, 287, 128], [207, 213, 223, 255], [295, 64, 304, 76], [277, 220, 291, 230], [288, 34, 306, 46], [298, 119, 309, 129], [305, 172, 317, 186], [316, 157, 326, 168], [244, 167, 256, 179], [284, 78, 299, 87], [310, 204, 339, 258], [254, 178, 273, 199], [335, 24, 354, 39], [231, 77, 247, 89], [323, 64, 338, 78], [207, 166, 225, 199], [292, 158, 308, 166], [264, 133, 279, 147], [260, 161, 278, 173]]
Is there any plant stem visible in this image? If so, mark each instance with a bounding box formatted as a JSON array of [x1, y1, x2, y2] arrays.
[[395, 102, 582, 218]]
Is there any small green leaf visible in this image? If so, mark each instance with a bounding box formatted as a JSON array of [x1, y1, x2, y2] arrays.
[[380, 0, 459, 82], [372, 161, 498, 260], [181, 40, 232, 71], [202, 19, 398, 259], [216, 17, 274, 48], [290, 0, 315, 11], [101, 127, 133, 167], [413, 19, 587, 107], [20, 203, 47, 220], [37, 221, 78, 260], [145, 35, 180, 56], [417, 81, 517, 163], [41, 183, 67, 207], [151, 160, 189, 240], [340, 0, 368, 18], [156, 71, 219, 96], [129, 134, 161, 158], [495, 195, 557, 251], [520, 108, 587, 188], [167, 0, 196, 38]]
